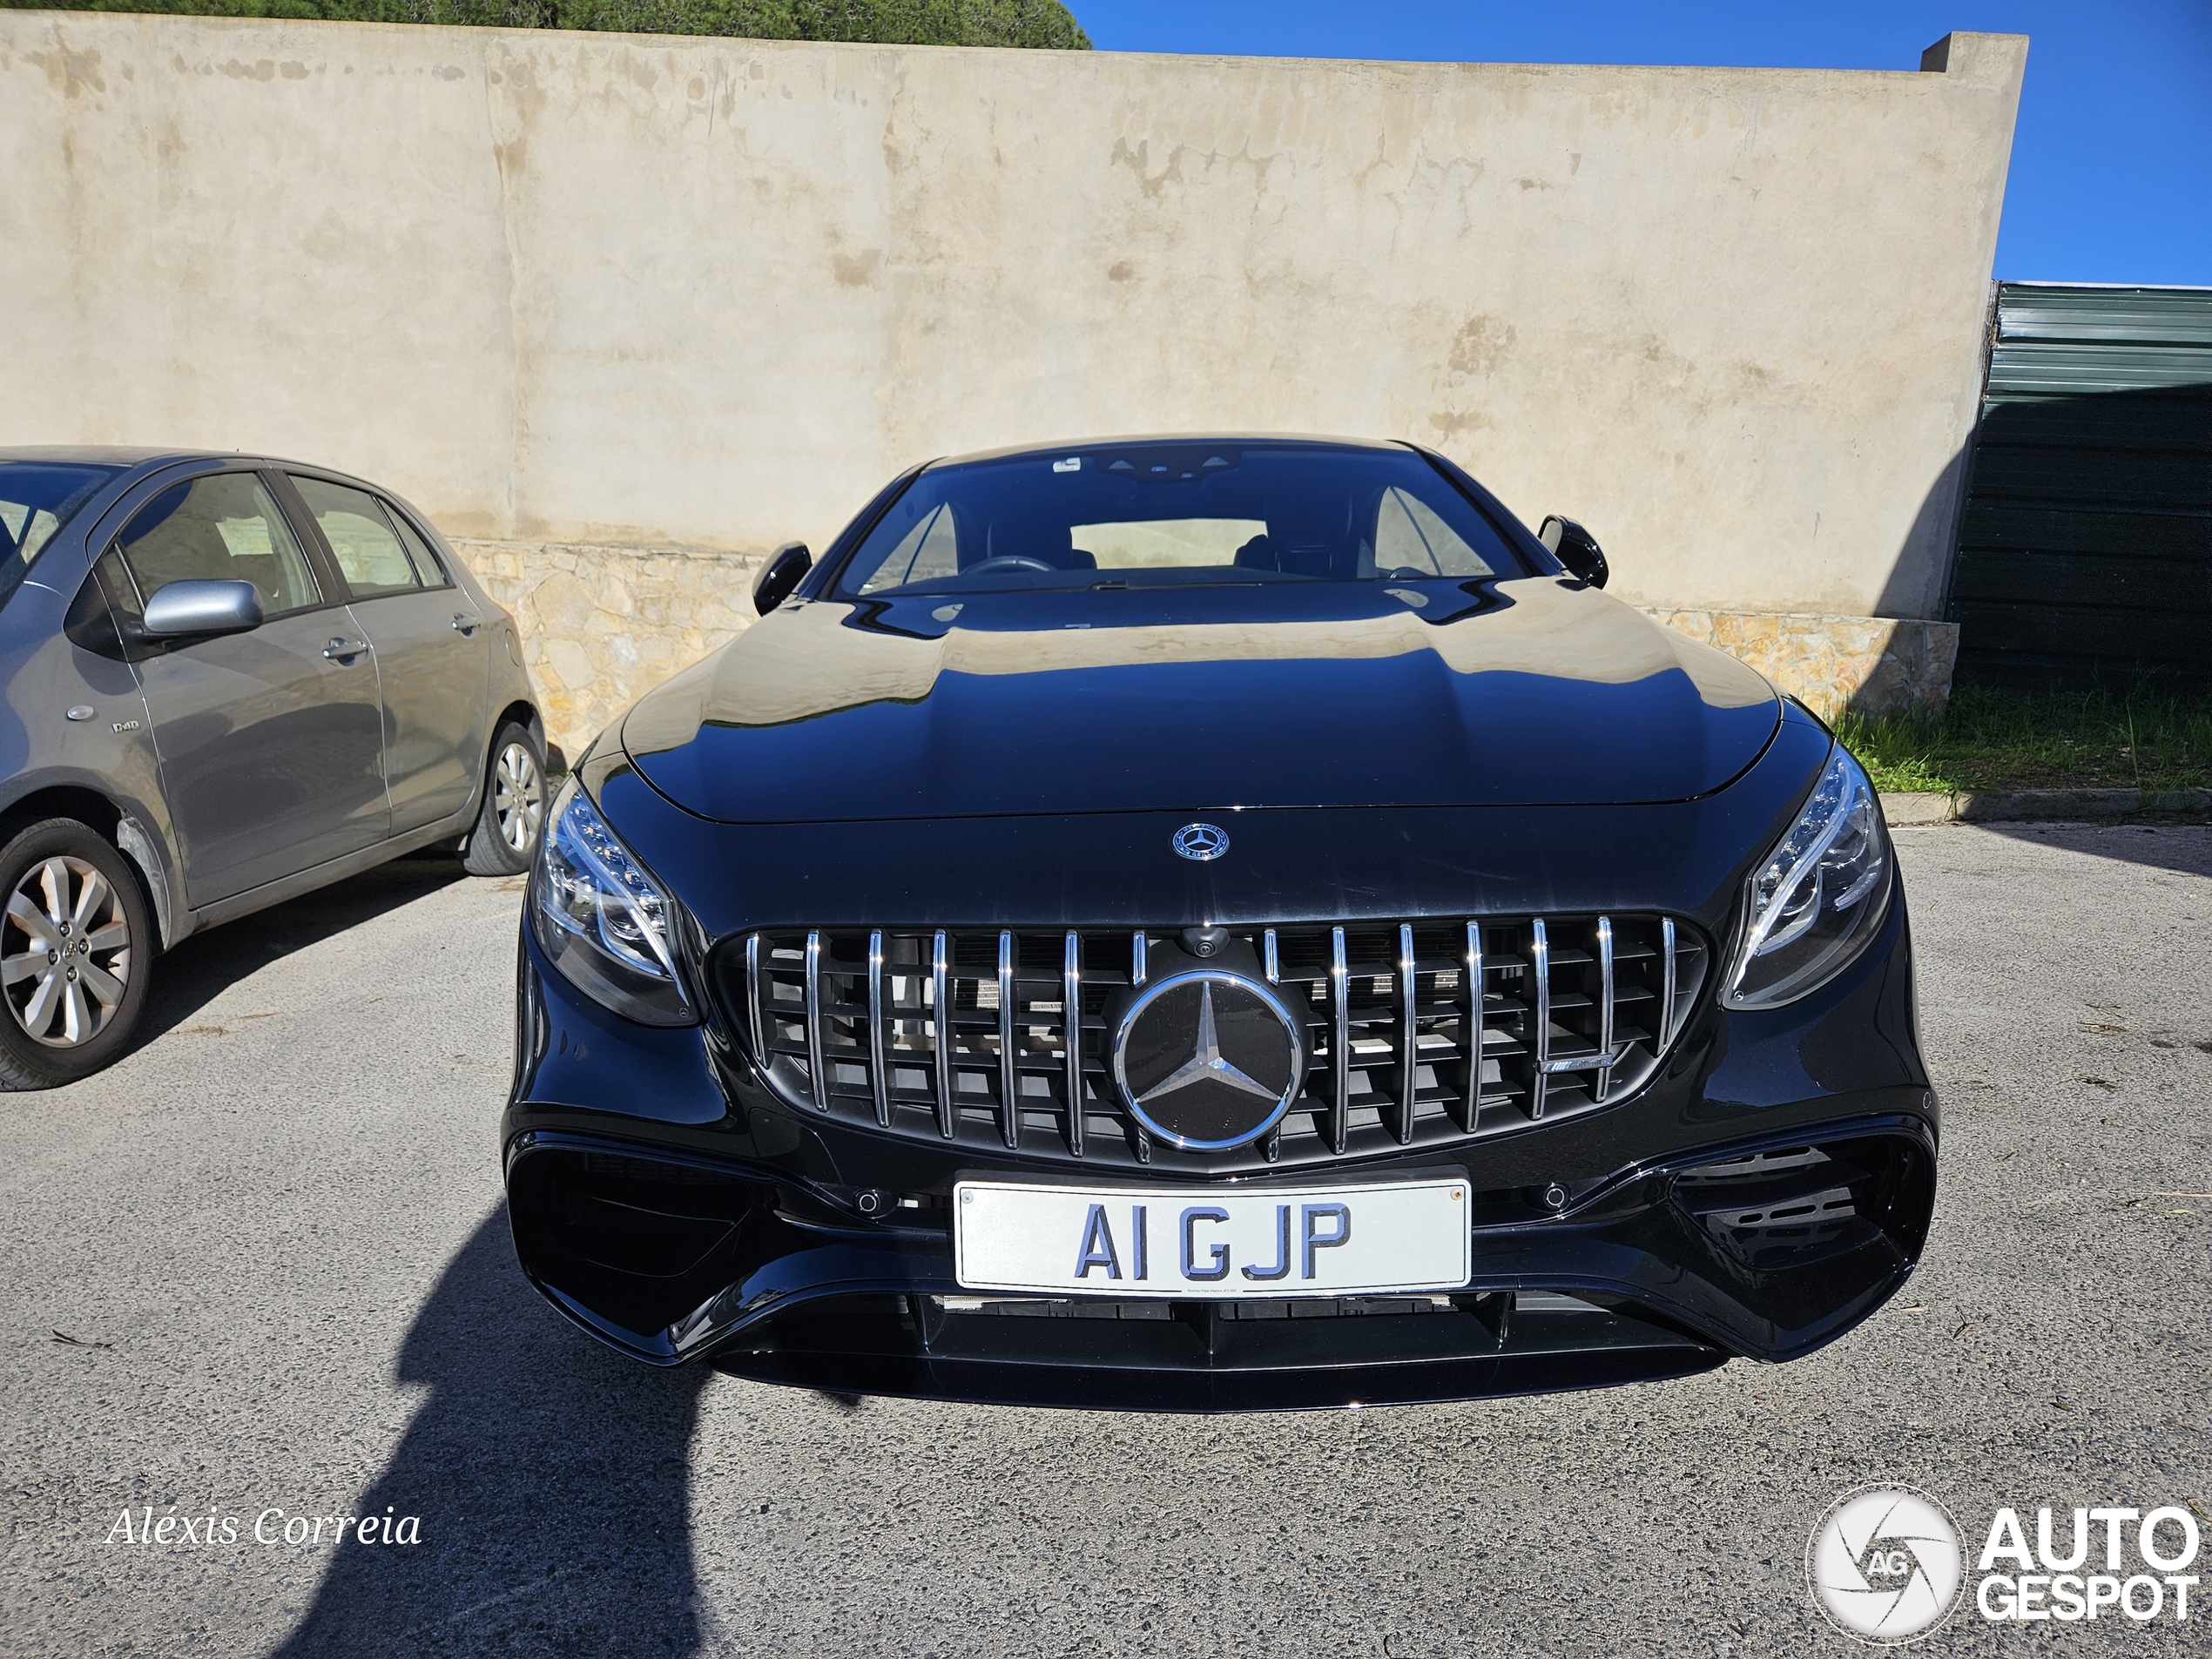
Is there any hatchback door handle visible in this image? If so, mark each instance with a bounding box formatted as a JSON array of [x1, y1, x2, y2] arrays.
[[322, 637, 370, 663], [451, 613, 482, 636]]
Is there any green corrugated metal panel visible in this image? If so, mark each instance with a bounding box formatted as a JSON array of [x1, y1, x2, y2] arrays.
[[1986, 346, 2212, 395], [1958, 502, 2209, 561], [1993, 285, 2212, 349], [1966, 441, 2208, 512], [1947, 549, 2208, 611], [1951, 600, 2211, 660], [1964, 395, 2209, 451], [1949, 282, 2212, 688]]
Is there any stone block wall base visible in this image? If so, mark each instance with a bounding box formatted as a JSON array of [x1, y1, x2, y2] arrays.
[[1639, 608, 1960, 720], [455, 538, 767, 759]]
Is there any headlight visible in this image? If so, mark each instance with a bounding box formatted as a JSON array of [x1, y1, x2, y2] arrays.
[[530, 774, 695, 1026], [1723, 745, 1894, 1010]]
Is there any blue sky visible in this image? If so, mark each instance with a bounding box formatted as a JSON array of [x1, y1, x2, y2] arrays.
[[1076, 2, 2211, 287]]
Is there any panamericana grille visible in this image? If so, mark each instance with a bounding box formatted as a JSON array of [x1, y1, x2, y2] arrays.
[[724, 916, 1708, 1172]]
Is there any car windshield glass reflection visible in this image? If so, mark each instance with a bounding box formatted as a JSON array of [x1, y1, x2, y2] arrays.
[[0, 461, 125, 607], [835, 445, 1532, 597]]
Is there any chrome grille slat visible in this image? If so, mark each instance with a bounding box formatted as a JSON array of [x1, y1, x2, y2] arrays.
[[802, 931, 828, 1113], [1529, 918, 1552, 1122], [733, 912, 1709, 1172], [1329, 926, 1350, 1156], [931, 931, 953, 1139], [1595, 915, 1616, 1101], [1063, 931, 1083, 1159], [996, 931, 1018, 1150], [1396, 923, 1418, 1146], [867, 930, 889, 1127], [1461, 920, 1485, 1132], [744, 933, 765, 1076]]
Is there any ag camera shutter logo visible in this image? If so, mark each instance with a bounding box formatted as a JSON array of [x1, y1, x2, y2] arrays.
[[1806, 1486, 1966, 1645]]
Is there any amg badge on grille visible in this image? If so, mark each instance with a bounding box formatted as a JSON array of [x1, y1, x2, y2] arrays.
[[1111, 972, 1302, 1150], [1171, 822, 1230, 861]]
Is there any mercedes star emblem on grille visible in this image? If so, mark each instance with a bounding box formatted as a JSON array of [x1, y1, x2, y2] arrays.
[[1110, 971, 1302, 1150], [1171, 822, 1230, 861]]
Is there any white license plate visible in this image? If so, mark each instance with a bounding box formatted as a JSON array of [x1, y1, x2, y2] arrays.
[[953, 1177, 1471, 1298]]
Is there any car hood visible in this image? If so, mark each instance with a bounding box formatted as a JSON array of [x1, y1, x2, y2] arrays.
[[620, 578, 1779, 823]]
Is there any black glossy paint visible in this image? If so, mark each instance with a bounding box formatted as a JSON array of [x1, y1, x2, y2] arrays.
[[594, 703, 1825, 948], [504, 437, 1937, 1406], [751, 542, 812, 617], [624, 578, 1779, 821]]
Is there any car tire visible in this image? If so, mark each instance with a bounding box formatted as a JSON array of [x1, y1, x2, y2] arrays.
[[0, 819, 156, 1090], [462, 721, 549, 877]]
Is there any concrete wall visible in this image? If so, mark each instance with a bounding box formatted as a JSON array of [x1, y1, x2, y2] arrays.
[[1, 15, 2023, 749]]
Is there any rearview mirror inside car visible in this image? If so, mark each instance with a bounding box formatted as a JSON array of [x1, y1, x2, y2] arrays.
[[140, 578, 265, 638], [1538, 516, 1608, 589], [752, 541, 813, 616]]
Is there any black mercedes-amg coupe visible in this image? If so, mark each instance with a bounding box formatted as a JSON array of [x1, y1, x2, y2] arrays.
[[505, 435, 1934, 1409]]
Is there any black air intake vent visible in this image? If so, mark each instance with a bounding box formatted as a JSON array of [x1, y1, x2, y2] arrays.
[[1674, 1143, 1900, 1271], [720, 915, 1708, 1175]]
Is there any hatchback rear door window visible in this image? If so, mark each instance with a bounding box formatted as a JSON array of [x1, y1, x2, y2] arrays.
[[289, 477, 422, 600], [381, 502, 451, 590]]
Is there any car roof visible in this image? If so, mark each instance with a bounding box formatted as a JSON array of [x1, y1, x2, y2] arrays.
[[925, 433, 1413, 470], [0, 448, 407, 498], [0, 446, 388, 473], [0, 445, 213, 468]]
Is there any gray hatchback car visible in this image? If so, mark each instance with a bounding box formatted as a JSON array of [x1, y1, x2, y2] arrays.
[[0, 448, 547, 1088]]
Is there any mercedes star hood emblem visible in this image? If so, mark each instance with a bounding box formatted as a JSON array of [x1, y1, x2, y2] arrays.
[[1172, 822, 1230, 860]]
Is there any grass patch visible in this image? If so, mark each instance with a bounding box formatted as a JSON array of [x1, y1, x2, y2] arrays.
[[1834, 681, 2212, 797]]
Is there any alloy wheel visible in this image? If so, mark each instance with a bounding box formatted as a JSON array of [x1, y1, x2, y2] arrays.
[[496, 741, 546, 853], [2, 856, 132, 1048]]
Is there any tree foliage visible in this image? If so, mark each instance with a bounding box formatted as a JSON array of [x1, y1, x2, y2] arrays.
[[5, 0, 1092, 48]]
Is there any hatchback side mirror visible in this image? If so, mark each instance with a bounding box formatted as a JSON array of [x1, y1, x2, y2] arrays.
[[141, 578, 265, 638], [752, 542, 812, 616], [1539, 516, 1608, 590]]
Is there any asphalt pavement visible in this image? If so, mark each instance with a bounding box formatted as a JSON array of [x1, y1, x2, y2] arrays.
[[2, 824, 2207, 1657]]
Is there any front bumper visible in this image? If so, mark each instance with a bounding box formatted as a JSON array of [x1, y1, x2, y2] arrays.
[[502, 882, 1937, 1409]]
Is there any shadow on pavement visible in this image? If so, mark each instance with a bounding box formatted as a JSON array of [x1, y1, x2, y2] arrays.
[[1968, 820, 2212, 878], [270, 1205, 710, 1657], [131, 853, 479, 1050]]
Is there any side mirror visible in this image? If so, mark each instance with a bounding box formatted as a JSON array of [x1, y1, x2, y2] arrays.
[[141, 578, 264, 638], [752, 541, 812, 617], [1539, 516, 1608, 590]]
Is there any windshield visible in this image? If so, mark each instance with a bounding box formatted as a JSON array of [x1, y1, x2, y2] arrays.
[[833, 443, 1534, 597], [0, 461, 125, 604]]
